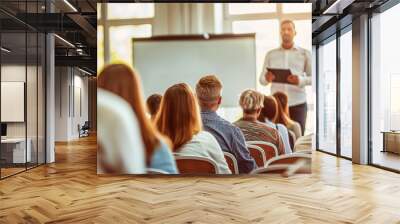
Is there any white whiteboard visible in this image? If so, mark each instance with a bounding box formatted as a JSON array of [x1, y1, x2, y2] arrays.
[[1, 82, 25, 122], [133, 34, 256, 107]]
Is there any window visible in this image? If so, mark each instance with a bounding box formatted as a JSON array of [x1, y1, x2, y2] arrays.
[[109, 25, 152, 64], [97, 26, 104, 70], [97, 3, 101, 19], [232, 19, 279, 93], [282, 3, 312, 13], [97, 4, 154, 67], [228, 3, 276, 15], [371, 3, 400, 171], [107, 3, 154, 19], [340, 29, 352, 158], [293, 20, 312, 51], [318, 37, 337, 154]]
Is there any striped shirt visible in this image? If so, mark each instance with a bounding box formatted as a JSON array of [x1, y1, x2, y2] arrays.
[[234, 118, 285, 155], [201, 111, 257, 173]]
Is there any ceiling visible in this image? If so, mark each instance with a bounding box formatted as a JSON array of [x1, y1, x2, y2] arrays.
[[0, 0, 97, 75], [310, 0, 391, 44]]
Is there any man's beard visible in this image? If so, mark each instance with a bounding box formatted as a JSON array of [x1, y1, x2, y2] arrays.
[[282, 36, 292, 43]]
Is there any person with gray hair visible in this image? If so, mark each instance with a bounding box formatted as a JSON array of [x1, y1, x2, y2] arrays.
[[196, 75, 257, 173], [234, 89, 285, 155]]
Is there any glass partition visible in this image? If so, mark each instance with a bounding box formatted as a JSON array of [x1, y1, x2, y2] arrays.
[[317, 37, 337, 154], [1, 31, 28, 177], [27, 31, 38, 169], [0, 1, 46, 179], [371, 3, 400, 171], [339, 29, 352, 158]]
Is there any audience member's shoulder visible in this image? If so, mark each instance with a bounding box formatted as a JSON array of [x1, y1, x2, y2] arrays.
[[199, 131, 220, 145], [219, 116, 239, 129], [197, 130, 215, 140], [276, 123, 288, 131], [257, 121, 279, 132]]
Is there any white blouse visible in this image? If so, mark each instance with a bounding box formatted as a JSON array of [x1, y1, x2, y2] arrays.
[[176, 131, 231, 174]]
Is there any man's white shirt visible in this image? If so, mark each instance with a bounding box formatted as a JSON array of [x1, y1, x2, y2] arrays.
[[259, 45, 312, 106]]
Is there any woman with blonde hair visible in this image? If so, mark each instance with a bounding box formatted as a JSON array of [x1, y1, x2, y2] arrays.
[[98, 64, 177, 174], [273, 91, 302, 139], [156, 83, 231, 174], [234, 89, 285, 155]]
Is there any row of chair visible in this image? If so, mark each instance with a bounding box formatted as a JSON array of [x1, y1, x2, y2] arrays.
[[147, 140, 311, 175]]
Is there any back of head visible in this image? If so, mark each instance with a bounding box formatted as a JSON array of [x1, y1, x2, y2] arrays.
[[156, 83, 202, 151], [98, 64, 159, 164], [97, 88, 145, 174], [146, 94, 162, 117], [258, 95, 278, 122], [239, 89, 264, 114], [195, 75, 222, 110], [98, 64, 140, 111], [273, 91, 291, 125], [273, 91, 289, 111]]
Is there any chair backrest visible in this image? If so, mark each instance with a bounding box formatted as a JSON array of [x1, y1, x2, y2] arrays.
[[223, 152, 239, 174], [250, 164, 291, 174], [83, 121, 90, 129], [251, 154, 311, 174], [146, 168, 169, 174], [174, 155, 218, 174], [294, 149, 312, 154], [266, 153, 311, 166], [246, 141, 278, 160], [247, 144, 267, 167], [288, 130, 296, 150]]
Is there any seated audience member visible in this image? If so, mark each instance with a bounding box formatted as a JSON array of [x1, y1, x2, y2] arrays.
[[273, 91, 302, 139], [195, 75, 257, 173], [97, 88, 145, 174], [156, 83, 231, 174], [98, 64, 178, 174], [146, 94, 162, 121], [234, 90, 285, 155], [258, 95, 292, 154]]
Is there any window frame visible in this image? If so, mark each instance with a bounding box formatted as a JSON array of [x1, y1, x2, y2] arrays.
[[223, 3, 310, 33], [315, 25, 352, 160], [97, 3, 155, 65], [367, 1, 400, 173]]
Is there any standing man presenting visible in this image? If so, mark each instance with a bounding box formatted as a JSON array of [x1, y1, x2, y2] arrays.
[[259, 19, 311, 135]]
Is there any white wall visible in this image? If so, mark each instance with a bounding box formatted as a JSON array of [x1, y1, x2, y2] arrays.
[[1, 65, 37, 137], [55, 67, 89, 141]]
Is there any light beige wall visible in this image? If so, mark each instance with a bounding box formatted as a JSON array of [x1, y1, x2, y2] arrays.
[[1, 64, 45, 163], [54, 66, 89, 141], [1, 65, 28, 138]]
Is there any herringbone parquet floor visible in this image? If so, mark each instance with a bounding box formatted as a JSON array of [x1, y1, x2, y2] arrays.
[[0, 135, 399, 224]]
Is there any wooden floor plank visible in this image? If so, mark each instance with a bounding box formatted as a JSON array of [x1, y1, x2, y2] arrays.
[[0, 135, 399, 223]]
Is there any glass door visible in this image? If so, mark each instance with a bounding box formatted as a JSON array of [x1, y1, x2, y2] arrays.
[[339, 28, 352, 158], [1, 30, 28, 178], [317, 36, 337, 154], [370, 3, 400, 171]]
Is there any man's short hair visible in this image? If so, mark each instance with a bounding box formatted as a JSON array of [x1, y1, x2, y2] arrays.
[[281, 19, 296, 30], [196, 75, 223, 104]]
